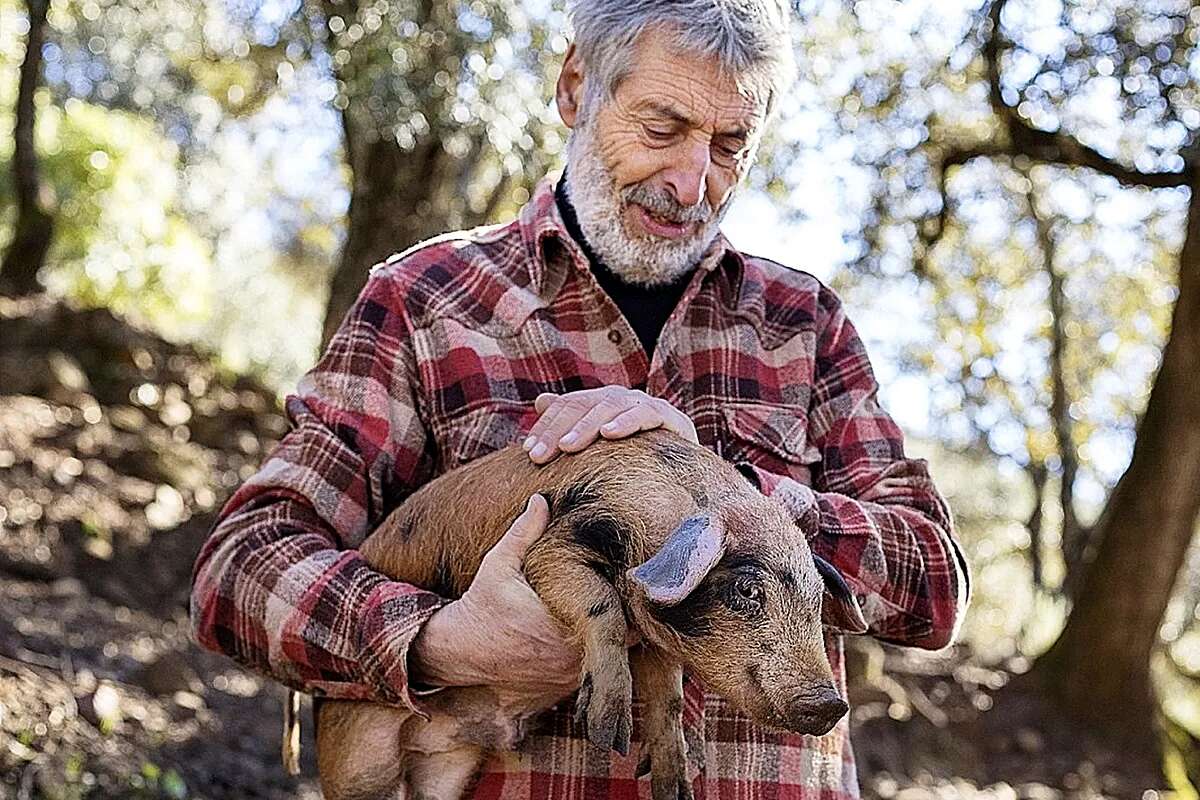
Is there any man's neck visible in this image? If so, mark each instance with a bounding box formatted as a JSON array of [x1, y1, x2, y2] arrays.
[[552, 169, 695, 358]]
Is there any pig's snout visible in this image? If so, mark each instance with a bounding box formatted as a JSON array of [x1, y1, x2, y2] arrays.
[[785, 685, 847, 736]]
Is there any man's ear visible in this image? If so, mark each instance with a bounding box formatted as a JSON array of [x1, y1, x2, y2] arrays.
[[627, 514, 725, 605], [813, 555, 868, 634], [555, 43, 584, 129]]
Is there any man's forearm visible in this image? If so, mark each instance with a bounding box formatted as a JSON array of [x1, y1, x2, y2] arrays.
[[188, 267, 457, 709], [407, 602, 471, 687], [190, 487, 447, 710]]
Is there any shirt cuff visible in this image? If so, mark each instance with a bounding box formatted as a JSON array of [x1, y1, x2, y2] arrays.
[[354, 580, 450, 720]]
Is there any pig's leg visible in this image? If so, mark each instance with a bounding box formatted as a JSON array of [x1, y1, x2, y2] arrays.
[[524, 542, 633, 755], [315, 699, 408, 800], [632, 647, 693, 800], [405, 746, 487, 800]]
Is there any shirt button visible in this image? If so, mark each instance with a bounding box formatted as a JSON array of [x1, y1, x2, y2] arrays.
[[608, 329, 623, 345]]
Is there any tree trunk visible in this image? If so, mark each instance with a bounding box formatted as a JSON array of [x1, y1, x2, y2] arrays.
[[1027, 174, 1200, 751], [320, 116, 448, 348], [316, 0, 504, 350], [1, 0, 54, 297]]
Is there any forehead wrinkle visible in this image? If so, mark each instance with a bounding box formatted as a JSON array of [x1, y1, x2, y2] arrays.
[[620, 62, 765, 136], [639, 99, 698, 127]]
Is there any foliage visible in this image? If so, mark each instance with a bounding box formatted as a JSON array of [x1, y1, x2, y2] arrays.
[[313, 0, 570, 225], [777, 0, 1194, 578], [0, 4, 216, 338]]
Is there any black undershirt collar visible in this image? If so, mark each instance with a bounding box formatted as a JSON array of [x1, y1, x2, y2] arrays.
[[554, 173, 692, 359]]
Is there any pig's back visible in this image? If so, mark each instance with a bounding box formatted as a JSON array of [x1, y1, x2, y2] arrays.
[[357, 429, 724, 597]]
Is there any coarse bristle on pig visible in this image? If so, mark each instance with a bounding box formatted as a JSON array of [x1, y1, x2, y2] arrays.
[[309, 427, 866, 800]]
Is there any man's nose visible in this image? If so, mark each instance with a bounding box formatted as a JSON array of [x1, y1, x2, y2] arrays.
[[662, 137, 710, 210]]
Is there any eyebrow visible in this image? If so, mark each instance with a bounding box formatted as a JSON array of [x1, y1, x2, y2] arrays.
[[640, 101, 750, 141]]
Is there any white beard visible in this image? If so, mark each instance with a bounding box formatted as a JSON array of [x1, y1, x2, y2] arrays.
[[563, 116, 734, 288]]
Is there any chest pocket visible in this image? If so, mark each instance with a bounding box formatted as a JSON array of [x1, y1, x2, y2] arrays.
[[433, 401, 535, 473], [721, 402, 820, 484]]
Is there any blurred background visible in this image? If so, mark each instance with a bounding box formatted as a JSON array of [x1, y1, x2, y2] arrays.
[[0, 0, 1197, 796]]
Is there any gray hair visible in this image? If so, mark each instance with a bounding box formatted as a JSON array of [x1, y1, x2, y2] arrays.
[[567, 0, 794, 119]]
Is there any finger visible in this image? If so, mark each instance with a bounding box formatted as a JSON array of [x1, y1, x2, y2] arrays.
[[533, 392, 560, 415], [525, 393, 565, 449], [603, 401, 698, 444], [528, 396, 605, 463], [525, 401, 578, 462], [481, 494, 549, 574], [559, 398, 640, 452], [598, 404, 664, 440], [525, 393, 585, 454]]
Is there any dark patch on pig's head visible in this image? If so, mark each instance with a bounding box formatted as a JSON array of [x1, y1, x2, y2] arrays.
[[551, 482, 601, 516], [646, 589, 717, 637], [573, 514, 631, 583]]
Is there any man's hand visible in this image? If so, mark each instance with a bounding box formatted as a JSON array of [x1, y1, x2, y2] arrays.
[[523, 387, 698, 464], [409, 494, 581, 700]]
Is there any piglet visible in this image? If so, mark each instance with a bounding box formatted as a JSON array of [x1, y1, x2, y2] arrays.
[[313, 428, 866, 800]]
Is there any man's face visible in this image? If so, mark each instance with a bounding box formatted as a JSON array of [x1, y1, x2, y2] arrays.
[[560, 26, 769, 286]]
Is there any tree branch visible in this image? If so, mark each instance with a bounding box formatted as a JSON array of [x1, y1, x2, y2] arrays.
[[922, 1, 1193, 282], [918, 143, 1011, 259], [981, 0, 1192, 190], [1022, 170, 1094, 594], [1025, 460, 1047, 590]]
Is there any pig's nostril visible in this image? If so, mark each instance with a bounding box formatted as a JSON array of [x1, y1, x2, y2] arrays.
[[814, 697, 848, 727], [786, 687, 848, 736]]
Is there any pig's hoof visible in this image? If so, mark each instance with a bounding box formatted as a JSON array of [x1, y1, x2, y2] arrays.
[[574, 669, 632, 755], [650, 770, 692, 800], [640, 741, 692, 800]]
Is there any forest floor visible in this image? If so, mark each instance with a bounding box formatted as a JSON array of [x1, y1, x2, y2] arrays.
[[0, 295, 1171, 799]]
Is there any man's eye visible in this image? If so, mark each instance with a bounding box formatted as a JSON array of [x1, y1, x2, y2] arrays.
[[715, 142, 744, 160], [645, 127, 674, 139]]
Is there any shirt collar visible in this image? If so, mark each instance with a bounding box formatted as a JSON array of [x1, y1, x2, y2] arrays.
[[519, 173, 746, 305]]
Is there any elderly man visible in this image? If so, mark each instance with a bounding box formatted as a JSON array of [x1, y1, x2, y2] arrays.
[[191, 0, 970, 796]]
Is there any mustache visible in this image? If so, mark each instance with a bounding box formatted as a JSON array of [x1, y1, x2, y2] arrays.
[[622, 184, 713, 225]]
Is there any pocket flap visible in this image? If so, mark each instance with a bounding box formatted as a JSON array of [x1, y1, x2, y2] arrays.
[[437, 402, 534, 469], [722, 402, 819, 465]]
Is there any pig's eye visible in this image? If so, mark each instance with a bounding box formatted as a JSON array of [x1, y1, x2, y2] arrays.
[[729, 579, 765, 613]]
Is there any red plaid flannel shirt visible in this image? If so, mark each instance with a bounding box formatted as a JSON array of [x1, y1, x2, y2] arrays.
[[191, 175, 969, 798]]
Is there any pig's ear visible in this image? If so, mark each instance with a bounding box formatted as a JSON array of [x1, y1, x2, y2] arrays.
[[627, 514, 725, 606], [813, 555, 868, 634]]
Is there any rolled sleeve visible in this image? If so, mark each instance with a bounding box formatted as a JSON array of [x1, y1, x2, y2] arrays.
[[189, 269, 447, 711]]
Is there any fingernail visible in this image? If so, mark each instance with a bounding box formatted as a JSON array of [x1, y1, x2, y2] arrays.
[[523, 435, 536, 450], [529, 442, 547, 459], [560, 431, 578, 445], [601, 421, 617, 431]]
